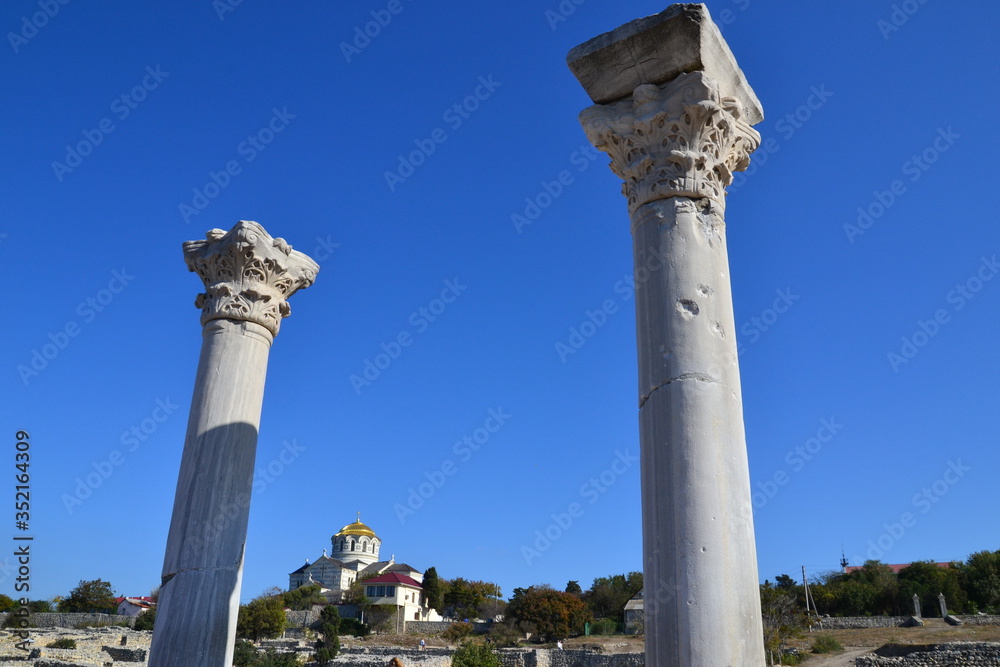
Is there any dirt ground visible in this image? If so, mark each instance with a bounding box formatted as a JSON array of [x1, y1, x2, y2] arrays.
[[785, 619, 1000, 663], [356, 619, 1000, 662]]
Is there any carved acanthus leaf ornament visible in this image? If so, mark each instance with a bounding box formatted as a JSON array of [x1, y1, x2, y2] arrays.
[[183, 221, 319, 337], [580, 72, 760, 214]]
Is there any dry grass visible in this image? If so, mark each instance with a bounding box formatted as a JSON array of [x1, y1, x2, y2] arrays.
[[786, 618, 1000, 653]]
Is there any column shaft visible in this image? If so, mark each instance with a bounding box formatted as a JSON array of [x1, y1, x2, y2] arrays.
[[149, 320, 271, 667], [633, 198, 763, 665]]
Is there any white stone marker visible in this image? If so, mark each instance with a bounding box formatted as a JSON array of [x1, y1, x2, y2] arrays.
[[939, 592, 948, 618], [567, 5, 765, 665], [914, 593, 922, 618], [148, 221, 318, 667]]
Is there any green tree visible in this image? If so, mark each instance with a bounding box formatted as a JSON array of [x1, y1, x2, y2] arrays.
[[0, 594, 18, 612], [237, 590, 287, 641], [314, 604, 340, 664], [760, 582, 804, 665], [133, 607, 156, 631], [898, 561, 966, 616], [960, 550, 1000, 612], [233, 639, 259, 667], [565, 581, 582, 597], [282, 584, 325, 611], [423, 567, 444, 611], [58, 579, 116, 613], [582, 572, 643, 624], [444, 578, 501, 620], [506, 585, 591, 641], [774, 574, 797, 592], [452, 641, 502, 667], [28, 599, 53, 613], [234, 640, 302, 667]]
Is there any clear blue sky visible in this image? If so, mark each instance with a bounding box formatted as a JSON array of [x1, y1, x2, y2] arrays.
[[2, 0, 998, 605]]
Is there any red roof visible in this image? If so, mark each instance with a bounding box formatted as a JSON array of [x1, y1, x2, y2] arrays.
[[844, 563, 952, 574], [363, 572, 422, 588]]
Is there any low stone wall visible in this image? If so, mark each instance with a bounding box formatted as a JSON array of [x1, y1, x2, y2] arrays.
[[812, 616, 916, 629], [0, 611, 135, 628], [957, 615, 1000, 626], [496, 649, 643, 667], [285, 608, 321, 627], [326, 646, 452, 666], [855, 642, 1000, 666], [319, 647, 644, 667], [406, 620, 492, 635], [102, 645, 148, 661]]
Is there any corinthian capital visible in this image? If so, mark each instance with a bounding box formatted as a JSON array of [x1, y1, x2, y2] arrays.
[[580, 71, 760, 214], [184, 221, 319, 337]]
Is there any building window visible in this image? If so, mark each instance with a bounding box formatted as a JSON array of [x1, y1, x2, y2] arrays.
[[351, 540, 355, 551], [386, 586, 395, 597], [366, 586, 375, 597]]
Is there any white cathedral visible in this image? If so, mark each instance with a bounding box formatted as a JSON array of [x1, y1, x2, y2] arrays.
[[288, 514, 441, 623]]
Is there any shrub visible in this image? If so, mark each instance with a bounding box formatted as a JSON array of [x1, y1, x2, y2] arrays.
[[254, 650, 302, 666], [133, 607, 156, 631], [442, 621, 474, 642], [811, 634, 844, 654], [452, 641, 502, 667], [486, 621, 522, 647], [233, 639, 258, 667], [2, 613, 33, 629], [47, 638, 77, 649], [338, 617, 370, 637], [589, 618, 618, 635]]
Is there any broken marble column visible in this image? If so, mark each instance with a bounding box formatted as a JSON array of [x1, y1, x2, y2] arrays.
[[567, 5, 765, 665], [914, 593, 922, 618], [939, 592, 948, 618], [148, 221, 318, 667]]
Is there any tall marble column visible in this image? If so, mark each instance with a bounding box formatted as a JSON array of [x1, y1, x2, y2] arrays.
[[148, 221, 318, 667], [567, 5, 766, 665]]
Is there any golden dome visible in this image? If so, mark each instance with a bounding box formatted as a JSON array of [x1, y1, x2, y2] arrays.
[[334, 513, 377, 539]]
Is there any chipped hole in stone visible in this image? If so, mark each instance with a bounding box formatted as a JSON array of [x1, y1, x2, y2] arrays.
[[701, 547, 707, 553], [697, 284, 714, 297], [676, 299, 699, 318]]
